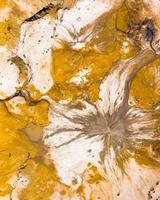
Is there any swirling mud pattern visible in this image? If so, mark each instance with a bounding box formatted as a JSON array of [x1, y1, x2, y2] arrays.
[[0, 0, 159, 200]]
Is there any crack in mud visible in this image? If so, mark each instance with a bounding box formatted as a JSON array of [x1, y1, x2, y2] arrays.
[[9, 152, 31, 200]]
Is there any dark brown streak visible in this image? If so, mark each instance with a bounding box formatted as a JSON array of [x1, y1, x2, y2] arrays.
[[23, 3, 61, 23], [0, 90, 38, 105], [44, 128, 83, 139]]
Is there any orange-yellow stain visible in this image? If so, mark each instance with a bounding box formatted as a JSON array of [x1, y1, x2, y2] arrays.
[[0, 2, 159, 200], [131, 58, 160, 108]]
